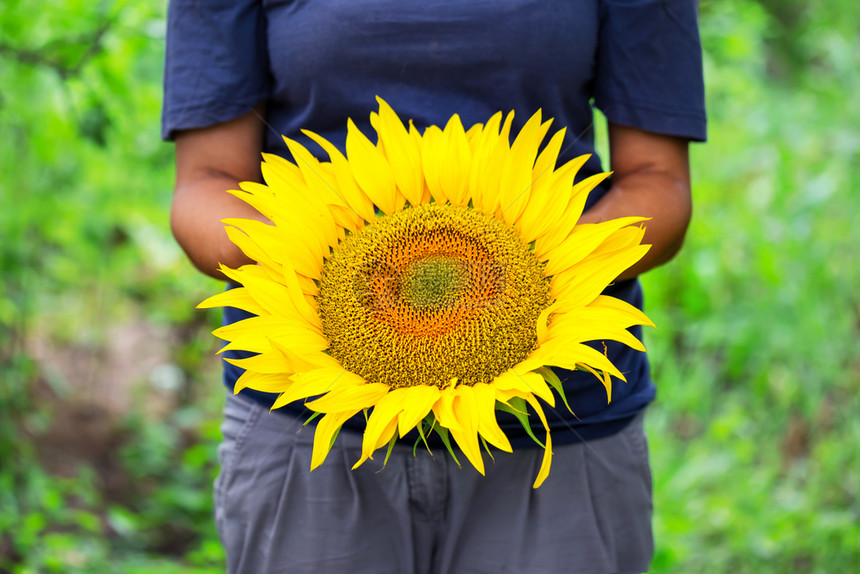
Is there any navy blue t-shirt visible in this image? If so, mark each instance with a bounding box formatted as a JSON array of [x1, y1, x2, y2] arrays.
[[163, 0, 706, 446]]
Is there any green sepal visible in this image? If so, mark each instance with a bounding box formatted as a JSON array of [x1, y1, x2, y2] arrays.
[[413, 414, 435, 457], [382, 432, 398, 467], [496, 398, 545, 449], [433, 425, 461, 467], [536, 366, 577, 417], [480, 435, 495, 461], [328, 426, 342, 451], [303, 411, 322, 426]]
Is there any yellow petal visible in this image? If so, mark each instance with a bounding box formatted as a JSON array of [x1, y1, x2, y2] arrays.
[[516, 139, 585, 244], [448, 385, 485, 475], [547, 300, 653, 350], [295, 272, 319, 298], [588, 295, 656, 328], [543, 217, 649, 277], [533, 171, 612, 258], [507, 356, 546, 375], [311, 410, 357, 470], [233, 370, 292, 394], [261, 150, 338, 241], [531, 342, 626, 383], [567, 171, 613, 220], [439, 114, 472, 207], [536, 301, 561, 346], [218, 265, 318, 329], [419, 114, 473, 207], [493, 370, 555, 407], [215, 266, 320, 335], [552, 244, 651, 309], [241, 168, 335, 261], [420, 125, 448, 204], [327, 203, 364, 233], [498, 111, 550, 226], [269, 339, 341, 375], [579, 363, 615, 402], [281, 141, 343, 246], [225, 184, 274, 216], [270, 367, 355, 410], [472, 383, 512, 452], [352, 416, 399, 470], [520, 393, 553, 489], [213, 316, 322, 354], [465, 122, 483, 143], [225, 350, 299, 375], [432, 386, 463, 431], [260, 151, 304, 192], [531, 127, 566, 183], [222, 224, 278, 270], [547, 321, 646, 353], [197, 287, 265, 316], [221, 207, 323, 280], [533, 429, 553, 488], [302, 130, 376, 223], [346, 118, 399, 214], [354, 390, 404, 466], [472, 112, 515, 215], [396, 385, 442, 438], [278, 263, 323, 329], [467, 111, 502, 210], [521, 166, 576, 243], [305, 382, 391, 414], [374, 97, 424, 206]]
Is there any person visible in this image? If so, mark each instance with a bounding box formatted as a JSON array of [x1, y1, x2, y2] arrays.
[[162, 1, 705, 572]]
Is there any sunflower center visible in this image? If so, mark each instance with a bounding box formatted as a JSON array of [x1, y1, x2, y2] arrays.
[[400, 256, 468, 308], [318, 204, 551, 389]]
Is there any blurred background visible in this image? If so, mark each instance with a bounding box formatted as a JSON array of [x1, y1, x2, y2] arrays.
[[1, 0, 858, 572]]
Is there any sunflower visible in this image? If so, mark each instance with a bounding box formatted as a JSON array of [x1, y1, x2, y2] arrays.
[[199, 98, 654, 488]]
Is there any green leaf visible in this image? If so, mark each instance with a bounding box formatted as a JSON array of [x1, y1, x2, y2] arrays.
[[496, 398, 545, 449], [413, 414, 434, 457], [382, 432, 397, 467], [479, 435, 495, 461], [432, 425, 461, 467], [302, 411, 322, 426], [328, 425, 342, 451], [536, 366, 577, 417]]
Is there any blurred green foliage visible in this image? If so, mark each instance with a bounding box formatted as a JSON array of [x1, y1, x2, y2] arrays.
[[1, 0, 223, 571], [644, 1, 860, 571], [1, 0, 858, 572]]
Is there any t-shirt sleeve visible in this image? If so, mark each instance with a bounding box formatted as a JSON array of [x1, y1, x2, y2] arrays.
[[161, 0, 269, 141], [593, 0, 707, 141]]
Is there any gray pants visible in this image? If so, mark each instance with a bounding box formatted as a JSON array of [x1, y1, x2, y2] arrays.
[[215, 393, 653, 574]]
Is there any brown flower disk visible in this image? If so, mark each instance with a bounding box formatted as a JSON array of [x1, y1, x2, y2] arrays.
[[318, 204, 551, 388]]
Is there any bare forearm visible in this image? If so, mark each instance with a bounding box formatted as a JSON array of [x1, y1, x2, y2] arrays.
[[171, 106, 267, 280], [170, 176, 266, 280]]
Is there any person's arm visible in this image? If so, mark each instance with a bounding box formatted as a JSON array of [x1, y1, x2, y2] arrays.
[[171, 106, 268, 280], [578, 122, 693, 280]]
